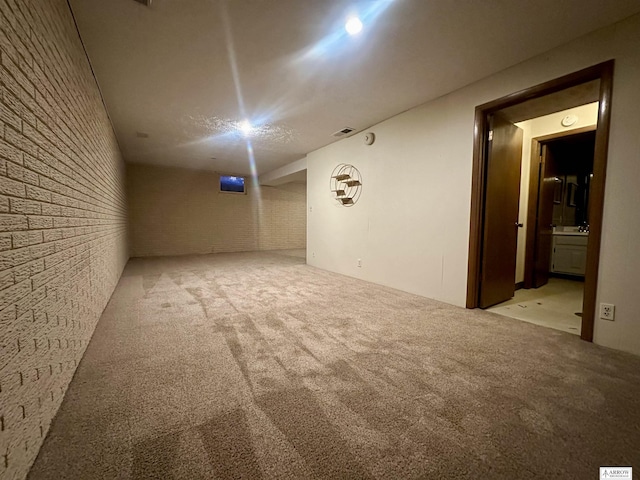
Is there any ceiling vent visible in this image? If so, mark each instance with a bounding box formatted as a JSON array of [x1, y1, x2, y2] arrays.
[[332, 127, 355, 137], [133, 0, 152, 6]]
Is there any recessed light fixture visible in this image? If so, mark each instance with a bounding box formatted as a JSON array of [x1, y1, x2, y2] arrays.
[[345, 16, 363, 35], [238, 119, 253, 136]]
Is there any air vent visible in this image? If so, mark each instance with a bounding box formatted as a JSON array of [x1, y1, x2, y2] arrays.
[[332, 127, 355, 137], [133, 0, 152, 6]]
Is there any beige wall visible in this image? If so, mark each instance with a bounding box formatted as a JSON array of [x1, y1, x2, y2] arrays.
[[514, 103, 599, 284], [307, 13, 640, 356], [127, 163, 305, 257], [0, 1, 128, 478]]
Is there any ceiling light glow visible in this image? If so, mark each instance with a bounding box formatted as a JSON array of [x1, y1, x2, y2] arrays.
[[345, 17, 363, 35], [238, 119, 253, 136]]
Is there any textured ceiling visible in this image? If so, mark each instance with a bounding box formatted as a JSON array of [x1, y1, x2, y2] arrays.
[[69, 0, 640, 175]]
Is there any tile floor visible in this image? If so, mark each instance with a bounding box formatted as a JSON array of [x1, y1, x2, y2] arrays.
[[488, 277, 584, 335]]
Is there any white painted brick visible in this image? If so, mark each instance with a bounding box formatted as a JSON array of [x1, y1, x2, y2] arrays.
[[0, 175, 25, 197], [128, 164, 306, 256], [0, 278, 30, 310], [0, 137, 21, 164], [0, 213, 26, 231], [5, 124, 37, 157], [23, 154, 47, 177], [9, 197, 40, 215], [7, 162, 37, 185], [0, 266, 13, 289], [11, 230, 42, 248], [0, 1, 128, 478], [0, 232, 12, 250], [0, 93, 21, 131], [24, 184, 50, 202], [26, 215, 51, 229], [14, 285, 45, 317], [0, 194, 9, 212]]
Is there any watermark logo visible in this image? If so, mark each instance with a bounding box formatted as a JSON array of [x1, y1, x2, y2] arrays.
[[600, 466, 632, 479]]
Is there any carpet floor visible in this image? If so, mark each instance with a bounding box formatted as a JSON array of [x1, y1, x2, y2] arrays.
[[28, 252, 640, 479]]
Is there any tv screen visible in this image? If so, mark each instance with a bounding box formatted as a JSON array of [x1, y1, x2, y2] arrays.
[[220, 175, 245, 193]]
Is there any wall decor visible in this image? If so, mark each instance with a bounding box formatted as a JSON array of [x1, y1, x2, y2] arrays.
[[330, 164, 362, 206]]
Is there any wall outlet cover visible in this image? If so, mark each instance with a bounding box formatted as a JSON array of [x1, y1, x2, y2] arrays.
[[599, 303, 615, 321]]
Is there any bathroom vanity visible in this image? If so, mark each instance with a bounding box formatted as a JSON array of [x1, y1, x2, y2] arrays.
[[551, 227, 588, 276]]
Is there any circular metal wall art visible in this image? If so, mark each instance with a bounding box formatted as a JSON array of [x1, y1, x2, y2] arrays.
[[330, 164, 362, 207]]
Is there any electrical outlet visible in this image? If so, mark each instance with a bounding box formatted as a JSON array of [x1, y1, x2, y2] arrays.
[[357, 258, 362, 267], [599, 303, 615, 321], [312, 252, 315, 258]]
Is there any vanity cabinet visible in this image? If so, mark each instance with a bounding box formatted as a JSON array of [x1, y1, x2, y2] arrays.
[[551, 235, 588, 276]]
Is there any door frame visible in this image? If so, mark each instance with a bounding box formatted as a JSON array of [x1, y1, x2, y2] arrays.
[[523, 126, 596, 289], [466, 60, 614, 342]]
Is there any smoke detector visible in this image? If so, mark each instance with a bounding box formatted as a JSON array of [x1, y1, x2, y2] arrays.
[[133, 0, 152, 6], [332, 127, 355, 137]]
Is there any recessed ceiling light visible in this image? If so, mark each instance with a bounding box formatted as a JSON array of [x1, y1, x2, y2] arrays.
[[345, 16, 363, 35], [238, 119, 253, 136]]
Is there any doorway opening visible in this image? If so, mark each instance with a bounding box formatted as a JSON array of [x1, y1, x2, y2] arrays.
[[466, 61, 614, 342], [488, 119, 596, 335]]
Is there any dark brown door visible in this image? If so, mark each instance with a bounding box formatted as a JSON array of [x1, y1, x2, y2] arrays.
[[532, 144, 557, 287], [479, 114, 523, 308]]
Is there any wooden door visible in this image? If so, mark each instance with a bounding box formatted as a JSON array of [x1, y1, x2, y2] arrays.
[[532, 144, 558, 287], [479, 114, 523, 308]]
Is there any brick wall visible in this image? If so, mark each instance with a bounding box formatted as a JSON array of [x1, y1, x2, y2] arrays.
[[127, 163, 305, 257], [0, 1, 128, 478]]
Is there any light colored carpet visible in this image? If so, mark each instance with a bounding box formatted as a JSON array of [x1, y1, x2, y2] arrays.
[[28, 252, 640, 479]]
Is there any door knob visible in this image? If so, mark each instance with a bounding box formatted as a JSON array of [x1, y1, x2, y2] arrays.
[[515, 222, 523, 228]]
